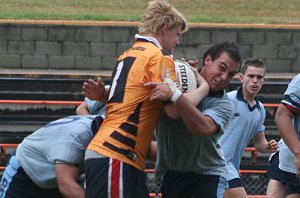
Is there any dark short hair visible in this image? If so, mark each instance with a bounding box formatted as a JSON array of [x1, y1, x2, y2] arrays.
[[202, 42, 242, 70], [240, 57, 266, 75]]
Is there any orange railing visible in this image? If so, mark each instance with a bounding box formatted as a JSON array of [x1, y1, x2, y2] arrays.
[[0, 144, 18, 159], [244, 147, 258, 165], [0, 99, 82, 106], [0, 144, 19, 171], [263, 103, 280, 107]]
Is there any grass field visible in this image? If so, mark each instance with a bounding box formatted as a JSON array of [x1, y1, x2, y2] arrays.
[[0, 0, 300, 24]]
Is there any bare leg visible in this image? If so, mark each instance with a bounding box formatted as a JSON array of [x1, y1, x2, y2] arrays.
[[224, 187, 247, 198], [286, 194, 300, 198], [266, 179, 285, 198]]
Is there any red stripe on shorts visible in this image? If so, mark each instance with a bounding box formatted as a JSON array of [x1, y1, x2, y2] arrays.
[[111, 159, 121, 198]]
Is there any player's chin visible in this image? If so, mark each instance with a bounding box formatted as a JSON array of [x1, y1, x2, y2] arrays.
[[210, 89, 221, 93], [209, 84, 223, 93]]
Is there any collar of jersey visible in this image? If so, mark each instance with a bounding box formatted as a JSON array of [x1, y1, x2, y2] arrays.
[[208, 89, 225, 98], [236, 86, 260, 111], [135, 34, 162, 49]]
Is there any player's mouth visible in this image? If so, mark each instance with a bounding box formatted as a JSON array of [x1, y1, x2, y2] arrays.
[[251, 85, 259, 91], [213, 79, 222, 86]]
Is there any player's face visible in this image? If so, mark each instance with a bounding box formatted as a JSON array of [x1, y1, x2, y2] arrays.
[[161, 25, 182, 53], [240, 66, 265, 96], [201, 52, 239, 92]]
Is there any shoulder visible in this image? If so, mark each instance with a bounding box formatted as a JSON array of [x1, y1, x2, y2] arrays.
[[219, 91, 235, 107], [291, 73, 300, 83], [204, 93, 234, 113], [48, 116, 97, 136], [283, 75, 300, 105], [226, 90, 238, 100], [258, 101, 265, 110], [286, 74, 300, 95], [286, 74, 300, 94], [208, 92, 233, 104]]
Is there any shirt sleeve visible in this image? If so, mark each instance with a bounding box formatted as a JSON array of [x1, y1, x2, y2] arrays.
[[84, 97, 105, 115], [256, 103, 266, 134], [146, 54, 178, 84], [282, 74, 300, 113], [203, 96, 234, 133]]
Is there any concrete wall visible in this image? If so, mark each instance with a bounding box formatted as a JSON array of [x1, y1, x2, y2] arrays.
[[0, 21, 300, 73]]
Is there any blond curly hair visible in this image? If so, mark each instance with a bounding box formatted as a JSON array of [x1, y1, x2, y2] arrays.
[[138, 0, 188, 35]]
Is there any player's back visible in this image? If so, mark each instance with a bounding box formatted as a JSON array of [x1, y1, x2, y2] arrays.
[[88, 38, 176, 171]]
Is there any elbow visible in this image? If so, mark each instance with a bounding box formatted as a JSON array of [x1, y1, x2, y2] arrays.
[[189, 126, 213, 136], [168, 112, 180, 119], [190, 117, 218, 136], [58, 183, 70, 197], [57, 180, 76, 197], [192, 121, 218, 136], [164, 104, 180, 119], [255, 146, 266, 153], [75, 108, 80, 115]]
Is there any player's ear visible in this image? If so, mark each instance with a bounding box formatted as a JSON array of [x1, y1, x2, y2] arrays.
[[204, 55, 212, 66], [239, 73, 244, 82], [161, 23, 168, 35]]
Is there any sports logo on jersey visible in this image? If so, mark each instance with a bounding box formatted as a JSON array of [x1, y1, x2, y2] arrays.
[[161, 66, 173, 80], [161, 66, 179, 88], [234, 113, 240, 117]]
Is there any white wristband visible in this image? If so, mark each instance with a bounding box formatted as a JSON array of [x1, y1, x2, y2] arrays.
[[171, 89, 182, 103]]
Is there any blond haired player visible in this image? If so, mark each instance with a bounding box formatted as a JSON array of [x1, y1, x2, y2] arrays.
[[82, 1, 190, 197]]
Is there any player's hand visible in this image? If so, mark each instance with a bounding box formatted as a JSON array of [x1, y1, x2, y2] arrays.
[[186, 59, 199, 68], [184, 60, 209, 95], [180, 58, 199, 69], [181, 59, 207, 90], [266, 139, 279, 153], [144, 82, 173, 102], [82, 77, 108, 103]]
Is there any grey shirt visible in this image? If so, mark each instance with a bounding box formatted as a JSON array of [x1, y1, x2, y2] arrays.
[[155, 90, 234, 178]]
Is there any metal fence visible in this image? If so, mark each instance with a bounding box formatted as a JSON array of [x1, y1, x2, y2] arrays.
[[145, 169, 269, 196]]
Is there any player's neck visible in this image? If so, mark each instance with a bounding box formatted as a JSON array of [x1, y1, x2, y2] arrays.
[[242, 89, 256, 106]]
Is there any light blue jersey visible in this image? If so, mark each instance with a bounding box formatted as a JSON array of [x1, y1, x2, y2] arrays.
[[84, 97, 106, 118], [13, 115, 101, 189], [279, 74, 300, 174], [219, 87, 265, 181]]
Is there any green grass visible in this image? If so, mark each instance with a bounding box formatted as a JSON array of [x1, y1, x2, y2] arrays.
[[0, 0, 300, 24]]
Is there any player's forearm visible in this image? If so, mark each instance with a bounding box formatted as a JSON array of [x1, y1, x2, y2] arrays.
[[174, 94, 217, 136], [279, 127, 300, 156], [76, 104, 90, 115], [275, 105, 300, 156], [253, 133, 269, 153], [164, 85, 208, 119], [254, 141, 269, 153], [146, 141, 157, 162], [183, 84, 209, 106]]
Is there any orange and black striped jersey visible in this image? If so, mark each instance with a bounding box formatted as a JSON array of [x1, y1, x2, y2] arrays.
[[87, 38, 178, 171]]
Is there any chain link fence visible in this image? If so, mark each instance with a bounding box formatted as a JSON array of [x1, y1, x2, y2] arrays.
[[146, 170, 269, 196]]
